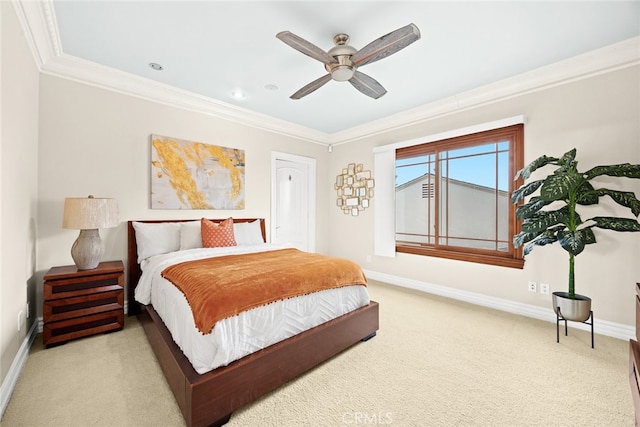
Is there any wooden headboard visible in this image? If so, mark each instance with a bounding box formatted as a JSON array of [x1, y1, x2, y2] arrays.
[[126, 218, 266, 315]]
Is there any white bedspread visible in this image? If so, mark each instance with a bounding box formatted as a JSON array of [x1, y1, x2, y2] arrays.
[[134, 244, 370, 374]]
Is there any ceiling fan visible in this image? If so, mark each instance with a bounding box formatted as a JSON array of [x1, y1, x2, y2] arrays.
[[276, 23, 421, 100]]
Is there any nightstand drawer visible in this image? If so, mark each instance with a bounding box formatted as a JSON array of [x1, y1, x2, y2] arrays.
[[43, 310, 124, 346], [44, 272, 123, 300], [44, 290, 123, 323]]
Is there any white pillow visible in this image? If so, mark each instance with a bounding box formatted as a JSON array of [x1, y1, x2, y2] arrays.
[[234, 220, 264, 245], [179, 221, 203, 250], [132, 222, 181, 263]]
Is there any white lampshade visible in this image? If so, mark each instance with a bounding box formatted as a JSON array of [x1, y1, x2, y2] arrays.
[[63, 196, 119, 230], [62, 195, 119, 270]]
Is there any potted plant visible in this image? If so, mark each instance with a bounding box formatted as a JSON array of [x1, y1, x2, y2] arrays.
[[511, 148, 640, 321]]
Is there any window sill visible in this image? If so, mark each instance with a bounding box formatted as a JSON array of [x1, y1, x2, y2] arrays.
[[396, 245, 524, 269]]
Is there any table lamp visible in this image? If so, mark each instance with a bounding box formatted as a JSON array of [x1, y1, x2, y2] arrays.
[[62, 195, 119, 270]]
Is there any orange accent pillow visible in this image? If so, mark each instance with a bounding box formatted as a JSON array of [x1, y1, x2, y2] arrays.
[[201, 218, 237, 248]]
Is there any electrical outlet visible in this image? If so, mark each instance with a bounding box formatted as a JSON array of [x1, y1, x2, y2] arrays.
[[540, 283, 550, 295], [17, 310, 23, 332], [528, 281, 537, 293]]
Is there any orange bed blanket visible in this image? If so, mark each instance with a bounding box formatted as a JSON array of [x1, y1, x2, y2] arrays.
[[161, 248, 367, 334]]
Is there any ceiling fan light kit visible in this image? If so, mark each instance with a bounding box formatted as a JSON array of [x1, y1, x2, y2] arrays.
[[276, 23, 421, 99], [325, 34, 357, 81]]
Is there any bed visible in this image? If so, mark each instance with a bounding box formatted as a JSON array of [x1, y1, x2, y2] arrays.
[[127, 218, 379, 427]]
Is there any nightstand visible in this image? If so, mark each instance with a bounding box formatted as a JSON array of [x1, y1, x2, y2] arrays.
[[43, 260, 124, 346]]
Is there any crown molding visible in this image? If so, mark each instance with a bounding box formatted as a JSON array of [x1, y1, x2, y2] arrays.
[[330, 36, 640, 145], [41, 53, 330, 144], [15, 0, 639, 146], [21, 1, 330, 145], [11, 0, 60, 68]]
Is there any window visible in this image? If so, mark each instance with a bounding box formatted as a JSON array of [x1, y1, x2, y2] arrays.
[[395, 124, 524, 268]]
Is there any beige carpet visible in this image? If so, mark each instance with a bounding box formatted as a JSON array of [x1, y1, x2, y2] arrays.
[[1, 281, 634, 426]]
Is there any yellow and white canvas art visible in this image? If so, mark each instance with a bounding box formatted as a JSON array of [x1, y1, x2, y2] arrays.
[[150, 135, 245, 209]]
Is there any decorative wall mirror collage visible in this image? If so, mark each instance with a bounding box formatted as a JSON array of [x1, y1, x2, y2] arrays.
[[335, 163, 375, 216]]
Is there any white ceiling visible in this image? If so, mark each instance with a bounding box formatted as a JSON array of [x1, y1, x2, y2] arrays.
[[38, 1, 640, 136]]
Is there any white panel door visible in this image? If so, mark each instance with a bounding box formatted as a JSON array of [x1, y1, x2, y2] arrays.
[[271, 152, 316, 253], [274, 160, 308, 251]]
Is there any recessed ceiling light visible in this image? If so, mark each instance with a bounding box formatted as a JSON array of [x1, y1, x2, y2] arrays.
[[149, 62, 163, 71], [231, 90, 246, 100]]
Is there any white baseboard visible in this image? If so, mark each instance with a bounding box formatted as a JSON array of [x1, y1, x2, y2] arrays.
[[0, 319, 39, 418], [363, 269, 635, 341]]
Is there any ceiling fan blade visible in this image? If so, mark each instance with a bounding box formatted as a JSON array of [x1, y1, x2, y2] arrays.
[[349, 71, 387, 99], [351, 23, 421, 67], [276, 31, 337, 65], [290, 74, 333, 99]]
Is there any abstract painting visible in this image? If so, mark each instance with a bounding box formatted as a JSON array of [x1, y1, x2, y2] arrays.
[[150, 135, 245, 209]]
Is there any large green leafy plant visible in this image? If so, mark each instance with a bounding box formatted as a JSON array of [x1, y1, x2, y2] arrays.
[[511, 148, 640, 299]]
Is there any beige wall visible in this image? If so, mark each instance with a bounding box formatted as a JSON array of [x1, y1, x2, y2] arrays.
[[0, 2, 40, 384], [36, 74, 331, 318], [329, 65, 640, 326]]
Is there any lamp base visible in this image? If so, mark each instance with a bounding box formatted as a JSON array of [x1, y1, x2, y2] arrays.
[[71, 229, 104, 270]]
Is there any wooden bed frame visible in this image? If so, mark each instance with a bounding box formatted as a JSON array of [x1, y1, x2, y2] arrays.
[[127, 218, 379, 427]]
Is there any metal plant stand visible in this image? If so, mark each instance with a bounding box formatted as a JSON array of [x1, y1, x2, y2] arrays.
[[556, 308, 594, 348]]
